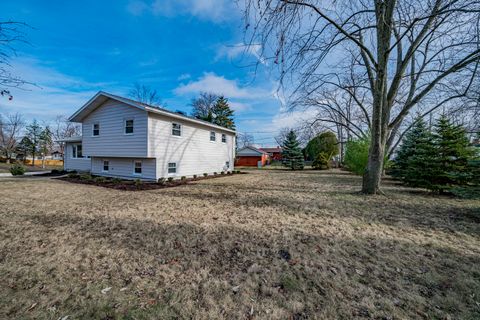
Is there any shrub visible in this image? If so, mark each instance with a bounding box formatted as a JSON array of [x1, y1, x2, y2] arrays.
[[94, 176, 106, 183], [158, 177, 166, 185], [305, 131, 339, 166], [213, 172, 217, 175], [79, 173, 93, 181], [220, 171, 225, 175], [134, 178, 142, 187], [51, 169, 60, 174], [312, 152, 331, 170], [68, 172, 80, 179], [344, 136, 370, 175], [10, 163, 26, 176], [203, 173, 208, 177], [181, 176, 186, 181], [167, 177, 174, 182], [193, 174, 197, 179], [227, 171, 231, 175], [111, 178, 122, 184]]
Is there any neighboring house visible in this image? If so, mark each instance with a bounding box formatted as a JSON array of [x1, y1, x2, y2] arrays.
[[51, 151, 63, 160], [235, 146, 270, 167], [260, 146, 282, 161], [58, 91, 236, 180]]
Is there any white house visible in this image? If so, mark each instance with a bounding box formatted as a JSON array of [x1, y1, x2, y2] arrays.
[[59, 91, 236, 180]]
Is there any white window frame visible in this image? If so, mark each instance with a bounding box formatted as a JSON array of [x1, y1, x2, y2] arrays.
[[221, 133, 226, 143], [72, 144, 83, 159], [92, 123, 100, 137], [133, 160, 142, 176], [125, 119, 134, 135], [102, 160, 109, 172], [172, 123, 182, 137], [210, 131, 216, 142], [168, 162, 177, 174]]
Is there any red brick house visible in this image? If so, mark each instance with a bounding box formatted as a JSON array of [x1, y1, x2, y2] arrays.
[[235, 146, 270, 167], [260, 146, 283, 161]]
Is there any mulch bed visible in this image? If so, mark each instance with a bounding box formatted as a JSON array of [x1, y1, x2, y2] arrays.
[[57, 172, 247, 191]]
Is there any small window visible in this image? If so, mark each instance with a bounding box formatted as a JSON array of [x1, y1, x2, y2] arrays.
[[221, 133, 226, 143], [125, 119, 134, 134], [72, 144, 83, 158], [103, 160, 109, 172], [210, 131, 216, 142], [168, 162, 177, 174], [226, 161, 230, 168], [93, 123, 100, 136], [134, 160, 142, 175], [172, 123, 181, 136]]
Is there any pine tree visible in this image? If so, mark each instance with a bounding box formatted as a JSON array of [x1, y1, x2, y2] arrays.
[[212, 96, 235, 129], [39, 126, 53, 168], [391, 117, 430, 181], [281, 130, 304, 170], [24, 120, 42, 166], [430, 115, 476, 192]]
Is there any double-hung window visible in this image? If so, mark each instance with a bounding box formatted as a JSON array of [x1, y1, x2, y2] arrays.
[[168, 162, 177, 174], [210, 131, 216, 142], [221, 133, 226, 143], [125, 119, 134, 134], [103, 160, 109, 172], [133, 160, 142, 175], [172, 123, 181, 136], [93, 123, 100, 136]]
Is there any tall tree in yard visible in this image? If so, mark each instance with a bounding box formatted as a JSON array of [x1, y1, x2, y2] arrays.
[[243, 0, 480, 194], [24, 120, 42, 166], [39, 126, 53, 169], [282, 130, 304, 170], [0, 113, 24, 162], [212, 96, 235, 130], [191, 92, 219, 121]]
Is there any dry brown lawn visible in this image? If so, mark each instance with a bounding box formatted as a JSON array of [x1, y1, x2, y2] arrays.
[[0, 170, 479, 319]]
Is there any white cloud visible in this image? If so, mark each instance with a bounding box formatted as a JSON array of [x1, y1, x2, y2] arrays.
[[177, 73, 191, 81], [0, 58, 106, 121], [270, 108, 317, 132], [229, 101, 250, 112], [174, 72, 267, 99], [216, 43, 266, 65], [126, 0, 239, 23]]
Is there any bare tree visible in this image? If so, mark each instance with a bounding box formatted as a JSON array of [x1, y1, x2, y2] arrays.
[[0, 112, 24, 162], [128, 83, 163, 107], [237, 132, 255, 148], [243, 0, 480, 194], [52, 115, 81, 155], [190, 92, 219, 120], [0, 21, 33, 98]]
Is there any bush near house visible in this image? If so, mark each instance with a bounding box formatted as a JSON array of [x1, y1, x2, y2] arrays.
[[9, 163, 26, 176]]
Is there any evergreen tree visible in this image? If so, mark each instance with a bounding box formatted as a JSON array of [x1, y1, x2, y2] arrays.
[[212, 96, 235, 129], [305, 131, 339, 169], [281, 130, 304, 170], [39, 126, 53, 168], [391, 117, 430, 181], [403, 125, 436, 189], [24, 120, 42, 166], [430, 115, 476, 192]]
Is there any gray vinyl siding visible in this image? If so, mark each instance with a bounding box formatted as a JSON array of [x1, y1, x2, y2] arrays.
[[82, 99, 148, 157], [91, 157, 156, 180], [147, 113, 235, 178], [64, 142, 91, 172]]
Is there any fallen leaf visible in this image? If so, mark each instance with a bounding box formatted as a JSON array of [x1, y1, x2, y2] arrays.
[[101, 287, 112, 294]]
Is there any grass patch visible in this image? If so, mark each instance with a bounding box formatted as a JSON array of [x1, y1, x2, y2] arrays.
[[0, 170, 478, 319]]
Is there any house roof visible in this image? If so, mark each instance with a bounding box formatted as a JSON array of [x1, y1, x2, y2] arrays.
[[237, 146, 268, 156], [68, 91, 236, 134], [260, 147, 282, 153]]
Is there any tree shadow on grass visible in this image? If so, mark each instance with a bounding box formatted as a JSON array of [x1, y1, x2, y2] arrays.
[[4, 209, 479, 319]]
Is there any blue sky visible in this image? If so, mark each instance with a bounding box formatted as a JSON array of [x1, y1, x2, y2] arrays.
[[0, 0, 311, 146]]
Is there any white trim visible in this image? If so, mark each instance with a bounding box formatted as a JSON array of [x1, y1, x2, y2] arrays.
[[133, 159, 142, 176], [68, 91, 236, 134], [92, 123, 100, 137], [124, 119, 134, 135], [102, 159, 109, 172], [171, 122, 182, 137]]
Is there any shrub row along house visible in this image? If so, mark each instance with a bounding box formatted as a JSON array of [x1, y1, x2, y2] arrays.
[[59, 92, 236, 180]]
